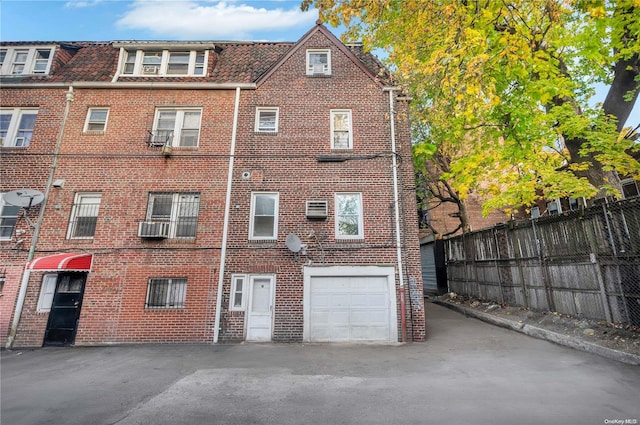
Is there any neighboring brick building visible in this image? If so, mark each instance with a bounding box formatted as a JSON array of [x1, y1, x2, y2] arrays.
[[0, 23, 425, 347]]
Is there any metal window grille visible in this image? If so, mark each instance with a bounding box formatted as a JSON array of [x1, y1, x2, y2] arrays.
[[68, 196, 101, 238], [145, 193, 200, 238], [146, 278, 187, 309]]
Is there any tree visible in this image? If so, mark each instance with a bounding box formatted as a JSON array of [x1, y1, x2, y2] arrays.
[[303, 0, 640, 225]]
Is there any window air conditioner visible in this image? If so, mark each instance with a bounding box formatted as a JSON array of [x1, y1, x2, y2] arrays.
[[306, 200, 328, 219], [312, 63, 328, 75], [138, 221, 170, 238], [143, 65, 160, 74]]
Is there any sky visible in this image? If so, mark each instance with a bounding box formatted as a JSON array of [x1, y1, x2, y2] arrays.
[[0, 0, 638, 126], [0, 0, 324, 42]]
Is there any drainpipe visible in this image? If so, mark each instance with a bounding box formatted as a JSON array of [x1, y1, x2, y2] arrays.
[[213, 87, 241, 343], [385, 87, 406, 342], [6, 86, 75, 349]]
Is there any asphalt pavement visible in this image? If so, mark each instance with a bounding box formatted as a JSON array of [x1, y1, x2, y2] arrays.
[[1, 302, 639, 425]]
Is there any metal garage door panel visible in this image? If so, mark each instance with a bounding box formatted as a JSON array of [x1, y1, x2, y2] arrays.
[[309, 276, 391, 342]]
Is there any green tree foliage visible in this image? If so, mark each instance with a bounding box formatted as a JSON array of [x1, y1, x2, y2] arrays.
[[303, 0, 640, 218]]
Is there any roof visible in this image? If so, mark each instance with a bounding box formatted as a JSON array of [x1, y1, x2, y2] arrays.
[[1, 24, 392, 86]]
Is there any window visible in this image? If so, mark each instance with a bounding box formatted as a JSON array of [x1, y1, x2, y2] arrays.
[[250, 192, 279, 240], [120, 49, 208, 76], [1, 108, 38, 147], [622, 179, 639, 198], [37, 274, 58, 312], [145, 278, 186, 309], [67, 193, 101, 239], [547, 200, 561, 215], [151, 108, 202, 147], [0, 46, 54, 75], [145, 192, 200, 238], [83, 108, 109, 132], [335, 193, 363, 239], [330, 110, 353, 149], [306, 49, 331, 75], [1, 193, 20, 240], [255, 107, 279, 132], [230, 275, 247, 311]]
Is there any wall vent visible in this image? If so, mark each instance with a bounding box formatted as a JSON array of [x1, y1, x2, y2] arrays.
[[306, 200, 328, 219]]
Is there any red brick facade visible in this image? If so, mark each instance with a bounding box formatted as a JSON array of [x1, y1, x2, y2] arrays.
[[1, 24, 424, 347]]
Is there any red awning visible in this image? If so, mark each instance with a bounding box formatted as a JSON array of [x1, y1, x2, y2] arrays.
[[26, 253, 93, 271]]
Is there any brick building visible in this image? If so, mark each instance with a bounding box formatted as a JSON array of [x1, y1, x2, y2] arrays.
[[1, 23, 425, 347]]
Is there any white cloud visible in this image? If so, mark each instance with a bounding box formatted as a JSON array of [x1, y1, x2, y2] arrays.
[[65, 0, 104, 8], [116, 1, 317, 40]]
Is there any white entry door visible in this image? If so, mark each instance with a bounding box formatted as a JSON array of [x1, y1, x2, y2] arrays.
[[246, 276, 274, 341]]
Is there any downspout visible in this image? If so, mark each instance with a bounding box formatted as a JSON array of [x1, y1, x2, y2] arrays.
[[6, 86, 75, 348], [385, 87, 406, 342], [213, 87, 241, 343]]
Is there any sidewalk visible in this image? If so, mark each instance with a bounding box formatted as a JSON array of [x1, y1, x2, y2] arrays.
[[431, 294, 640, 365]]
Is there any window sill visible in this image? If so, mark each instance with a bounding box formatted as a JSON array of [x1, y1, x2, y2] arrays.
[[254, 131, 279, 135], [306, 73, 332, 77], [64, 238, 95, 244], [82, 130, 106, 136]]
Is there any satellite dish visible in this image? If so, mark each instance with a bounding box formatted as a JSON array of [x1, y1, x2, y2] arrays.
[[285, 233, 302, 253], [3, 189, 44, 208]]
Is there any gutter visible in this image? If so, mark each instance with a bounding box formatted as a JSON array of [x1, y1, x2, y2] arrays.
[[213, 86, 241, 343], [1, 82, 257, 90], [6, 86, 75, 349], [384, 86, 407, 343]]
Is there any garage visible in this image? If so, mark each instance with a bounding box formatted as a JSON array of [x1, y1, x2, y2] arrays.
[[303, 266, 398, 342]]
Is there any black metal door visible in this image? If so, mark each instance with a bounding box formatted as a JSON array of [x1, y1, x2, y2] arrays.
[[43, 273, 86, 346]]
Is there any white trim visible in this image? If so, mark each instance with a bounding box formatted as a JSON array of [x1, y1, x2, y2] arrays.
[[37, 274, 58, 312], [330, 109, 353, 149], [83, 107, 110, 132], [249, 192, 279, 240], [0, 46, 55, 76], [306, 49, 331, 76], [254, 107, 279, 133], [151, 107, 202, 148], [245, 274, 276, 341], [0, 82, 257, 89], [1, 107, 38, 147], [119, 48, 209, 77], [66, 192, 101, 239], [335, 192, 364, 239], [230, 274, 247, 311], [303, 265, 398, 342]]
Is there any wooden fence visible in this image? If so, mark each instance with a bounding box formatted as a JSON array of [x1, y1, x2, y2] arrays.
[[446, 198, 640, 327]]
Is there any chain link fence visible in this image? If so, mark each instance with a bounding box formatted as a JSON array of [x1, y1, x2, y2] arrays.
[[446, 198, 640, 329]]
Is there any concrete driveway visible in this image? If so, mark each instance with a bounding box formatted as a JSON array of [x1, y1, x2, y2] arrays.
[[2, 302, 639, 425]]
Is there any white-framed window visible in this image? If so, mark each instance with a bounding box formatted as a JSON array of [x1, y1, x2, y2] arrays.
[[67, 193, 101, 239], [306, 49, 331, 75], [37, 274, 58, 312], [145, 192, 200, 238], [1, 193, 20, 240], [121, 49, 208, 77], [0, 46, 55, 75], [335, 192, 364, 239], [547, 199, 561, 215], [145, 278, 187, 309], [230, 274, 247, 311], [249, 192, 279, 240], [0, 108, 38, 147], [151, 108, 202, 147], [330, 109, 353, 149], [255, 107, 279, 133], [83, 108, 109, 132], [622, 178, 639, 199]]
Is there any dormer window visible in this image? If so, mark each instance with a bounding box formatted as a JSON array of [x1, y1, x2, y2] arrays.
[[120, 48, 209, 77], [306, 49, 331, 76], [0, 46, 55, 76]]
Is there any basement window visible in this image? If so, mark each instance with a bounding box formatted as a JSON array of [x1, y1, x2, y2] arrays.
[[145, 278, 187, 309]]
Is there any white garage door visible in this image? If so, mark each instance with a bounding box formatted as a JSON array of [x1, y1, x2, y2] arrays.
[[308, 275, 394, 342]]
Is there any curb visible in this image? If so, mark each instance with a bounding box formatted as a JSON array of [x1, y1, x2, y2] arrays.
[[432, 300, 640, 366]]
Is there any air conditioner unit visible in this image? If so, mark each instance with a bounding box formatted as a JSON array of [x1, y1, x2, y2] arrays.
[[138, 221, 170, 238], [312, 63, 328, 75], [143, 65, 159, 74], [306, 200, 328, 219]]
